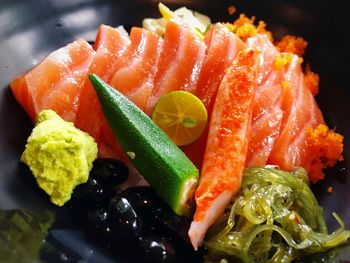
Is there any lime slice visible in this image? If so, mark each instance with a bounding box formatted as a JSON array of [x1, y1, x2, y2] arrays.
[[152, 91, 208, 146]]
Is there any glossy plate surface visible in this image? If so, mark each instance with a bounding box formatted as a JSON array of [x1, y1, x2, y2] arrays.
[[0, 0, 349, 262]]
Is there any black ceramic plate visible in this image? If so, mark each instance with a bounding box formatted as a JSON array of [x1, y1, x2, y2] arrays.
[[1, 0, 350, 262]]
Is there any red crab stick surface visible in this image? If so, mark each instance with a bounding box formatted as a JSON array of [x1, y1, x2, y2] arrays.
[[145, 20, 206, 116], [188, 48, 259, 249], [75, 25, 130, 142], [182, 23, 245, 168], [11, 39, 95, 122]]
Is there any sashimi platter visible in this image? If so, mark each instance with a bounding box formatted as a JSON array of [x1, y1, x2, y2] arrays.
[[1, 2, 349, 263]]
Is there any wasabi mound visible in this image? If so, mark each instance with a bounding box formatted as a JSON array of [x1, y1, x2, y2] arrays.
[[21, 110, 98, 206]]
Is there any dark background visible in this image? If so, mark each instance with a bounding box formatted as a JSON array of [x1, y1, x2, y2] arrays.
[[0, 0, 350, 262]]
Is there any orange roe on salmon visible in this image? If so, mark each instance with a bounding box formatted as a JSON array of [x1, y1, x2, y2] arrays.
[[273, 53, 293, 70], [281, 81, 290, 89], [275, 35, 308, 57], [305, 124, 344, 182], [304, 65, 320, 95], [224, 22, 235, 32], [227, 14, 273, 42]]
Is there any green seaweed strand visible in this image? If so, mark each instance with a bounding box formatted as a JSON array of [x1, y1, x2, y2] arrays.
[[204, 166, 350, 263]]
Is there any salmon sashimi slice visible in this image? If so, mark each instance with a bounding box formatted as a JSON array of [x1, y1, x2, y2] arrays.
[[97, 27, 164, 184], [181, 23, 245, 168], [11, 39, 95, 122], [109, 27, 164, 111], [75, 25, 130, 140], [188, 48, 259, 249], [74, 25, 143, 183], [268, 54, 325, 172], [145, 20, 206, 115], [245, 34, 284, 166], [99, 26, 163, 160], [278, 54, 303, 130], [195, 23, 245, 116]]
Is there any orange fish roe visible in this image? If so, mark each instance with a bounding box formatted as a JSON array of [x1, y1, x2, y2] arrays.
[[228, 5, 236, 15], [281, 81, 290, 89], [275, 35, 308, 57], [227, 14, 273, 42], [305, 124, 344, 182], [304, 65, 320, 96], [327, 186, 334, 194], [273, 53, 293, 70], [224, 22, 235, 32]]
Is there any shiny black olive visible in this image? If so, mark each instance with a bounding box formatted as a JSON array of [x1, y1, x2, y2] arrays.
[[118, 187, 164, 215], [118, 187, 191, 244], [70, 177, 113, 208], [86, 207, 112, 238], [152, 207, 191, 244], [108, 196, 143, 239], [134, 231, 177, 263], [90, 158, 129, 187]]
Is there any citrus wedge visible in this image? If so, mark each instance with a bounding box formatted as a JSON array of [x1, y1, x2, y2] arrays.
[[152, 91, 208, 146]]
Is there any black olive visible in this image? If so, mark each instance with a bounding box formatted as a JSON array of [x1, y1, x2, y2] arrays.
[[86, 207, 113, 238], [108, 196, 143, 239], [70, 177, 113, 208], [134, 231, 177, 263], [118, 187, 163, 215], [152, 207, 191, 244], [119, 187, 191, 244], [90, 158, 129, 187]]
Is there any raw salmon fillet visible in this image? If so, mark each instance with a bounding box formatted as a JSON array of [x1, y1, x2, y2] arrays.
[[75, 25, 130, 141], [91, 26, 164, 187], [98, 27, 163, 160], [145, 20, 206, 115], [195, 23, 245, 116], [268, 54, 325, 172], [189, 48, 259, 249], [245, 34, 284, 167], [11, 39, 95, 122], [182, 23, 245, 168], [109, 27, 164, 111]]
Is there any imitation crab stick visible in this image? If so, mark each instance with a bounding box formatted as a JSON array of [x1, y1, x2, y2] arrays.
[[188, 48, 259, 249]]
